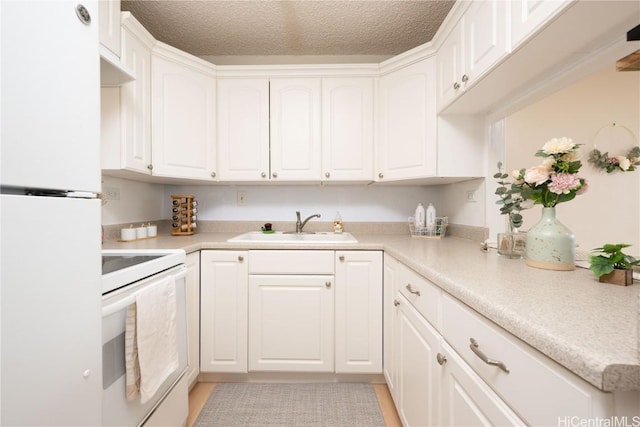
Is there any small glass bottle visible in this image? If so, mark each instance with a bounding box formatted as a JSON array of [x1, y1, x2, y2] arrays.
[[333, 212, 343, 233]]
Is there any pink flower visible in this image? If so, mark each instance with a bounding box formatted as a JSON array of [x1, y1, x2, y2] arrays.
[[524, 165, 551, 186], [547, 173, 581, 194]]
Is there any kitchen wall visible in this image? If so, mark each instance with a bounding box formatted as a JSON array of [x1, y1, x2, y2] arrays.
[[505, 66, 640, 253], [101, 176, 165, 225]]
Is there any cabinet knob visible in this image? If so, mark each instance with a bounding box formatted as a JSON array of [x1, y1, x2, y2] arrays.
[[339, 255, 345, 262], [272, 172, 278, 178], [75, 4, 92, 25], [378, 172, 384, 179], [325, 172, 330, 178], [82, 369, 91, 378], [453, 82, 460, 90], [147, 164, 153, 170], [211, 171, 217, 178], [393, 299, 400, 307], [461, 74, 469, 83], [406, 283, 421, 296], [237, 255, 244, 262], [325, 281, 331, 288], [436, 353, 447, 366], [261, 172, 267, 178]]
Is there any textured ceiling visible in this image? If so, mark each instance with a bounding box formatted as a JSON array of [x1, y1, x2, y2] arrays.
[[121, 1, 455, 58]]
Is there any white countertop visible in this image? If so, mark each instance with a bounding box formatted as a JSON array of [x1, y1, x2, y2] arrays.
[[103, 232, 640, 392]]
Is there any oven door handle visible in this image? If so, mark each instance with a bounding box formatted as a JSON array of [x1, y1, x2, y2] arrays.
[[102, 267, 187, 317]]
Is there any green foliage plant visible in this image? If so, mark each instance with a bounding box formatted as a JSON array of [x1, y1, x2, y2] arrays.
[[588, 243, 640, 278]]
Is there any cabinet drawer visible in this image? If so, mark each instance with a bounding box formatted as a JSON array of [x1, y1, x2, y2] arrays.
[[442, 295, 610, 426], [397, 265, 441, 330], [249, 250, 334, 274]]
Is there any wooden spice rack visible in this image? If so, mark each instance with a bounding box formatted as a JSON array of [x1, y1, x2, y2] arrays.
[[171, 195, 197, 236]]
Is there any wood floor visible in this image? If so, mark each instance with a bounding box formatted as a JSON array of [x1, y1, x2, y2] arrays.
[[187, 382, 402, 427]]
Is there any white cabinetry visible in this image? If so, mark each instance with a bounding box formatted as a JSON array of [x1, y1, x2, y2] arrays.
[[248, 251, 334, 372], [99, 0, 121, 56], [335, 251, 382, 373], [440, 341, 523, 426], [200, 251, 248, 373], [378, 58, 437, 181], [217, 79, 270, 181], [436, 0, 508, 112], [321, 78, 374, 182], [270, 78, 322, 181], [101, 13, 154, 176], [510, 0, 571, 50], [383, 255, 399, 399], [151, 43, 217, 180], [184, 252, 200, 387]]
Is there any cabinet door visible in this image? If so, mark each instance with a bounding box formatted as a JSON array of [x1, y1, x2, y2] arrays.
[[217, 79, 270, 181], [249, 275, 334, 372], [119, 15, 153, 174], [184, 252, 200, 387], [335, 251, 382, 373], [1, 0, 101, 192], [436, 23, 464, 111], [378, 58, 437, 181], [463, 0, 508, 84], [511, 0, 571, 49], [383, 256, 400, 400], [397, 294, 441, 427], [200, 251, 248, 373], [440, 342, 524, 427], [99, 0, 121, 56], [151, 51, 216, 180], [322, 78, 374, 182], [270, 78, 322, 181]]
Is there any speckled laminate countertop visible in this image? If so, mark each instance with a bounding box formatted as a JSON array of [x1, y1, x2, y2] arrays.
[[103, 232, 640, 392]]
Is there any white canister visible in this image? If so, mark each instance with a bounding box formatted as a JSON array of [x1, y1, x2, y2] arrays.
[[426, 203, 437, 228], [147, 224, 157, 237], [135, 225, 147, 239], [121, 227, 136, 241], [414, 203, 426, 228]]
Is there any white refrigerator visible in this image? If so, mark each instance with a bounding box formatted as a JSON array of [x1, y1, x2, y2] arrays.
[[1, 1, 103, 425]]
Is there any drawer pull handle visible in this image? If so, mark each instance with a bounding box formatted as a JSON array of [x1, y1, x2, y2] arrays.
[[406, 284, 420, 296], [325, 281, 331, 288], [237, 256, 244, 262], [469, 338, 510, 373], [393, 299, 400, 307], [436, 353, 447, 366], [339, 255, 345, 262]]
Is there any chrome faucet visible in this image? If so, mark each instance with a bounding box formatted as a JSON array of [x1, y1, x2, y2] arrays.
[[296, 211, 321, 233]]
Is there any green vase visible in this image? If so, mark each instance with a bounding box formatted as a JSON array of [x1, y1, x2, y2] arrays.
[[525, 207, 575, 271]]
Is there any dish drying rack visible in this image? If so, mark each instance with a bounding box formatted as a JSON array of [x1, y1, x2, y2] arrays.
[[408, 216, 448, 239]]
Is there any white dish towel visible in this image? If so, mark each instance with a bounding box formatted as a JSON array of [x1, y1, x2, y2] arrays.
[[125, 274, 179, 404]]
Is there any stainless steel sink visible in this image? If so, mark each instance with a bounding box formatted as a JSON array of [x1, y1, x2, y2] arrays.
[[227, 231, 357, 243]]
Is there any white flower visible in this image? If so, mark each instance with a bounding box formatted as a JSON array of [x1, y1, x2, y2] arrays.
[[561, 149, 580, 162], [524, 165, 551, 186], [542, 137, 576, 155], [542, 157, 556, 168], [616, 156, 631, 171]]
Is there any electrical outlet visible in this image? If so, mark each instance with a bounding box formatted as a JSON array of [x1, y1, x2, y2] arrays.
[[237, 191, 248, 206], [103, 186, 120, 200], [465, 190, 478, 203]]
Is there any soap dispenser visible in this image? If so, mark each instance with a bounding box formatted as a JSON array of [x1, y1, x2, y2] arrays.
[[426, 203, 437, 229], [333, 212, 343, 233], [414, 203, 426, 228]]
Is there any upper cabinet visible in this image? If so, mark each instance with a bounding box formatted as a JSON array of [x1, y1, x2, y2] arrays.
[[101, 13, 154, 176], [378, 57, 437, 181], [270, 78, 322, 181], [151, 43, 217, 181], [322, 78, 375, 182], [437, 0, 508, 112], [99, 0, 121, 56], [510, 0, 571, 50], [217, 79, 270, 181]]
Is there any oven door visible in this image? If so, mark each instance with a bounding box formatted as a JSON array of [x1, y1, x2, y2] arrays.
[[102, 264, 188, 427]]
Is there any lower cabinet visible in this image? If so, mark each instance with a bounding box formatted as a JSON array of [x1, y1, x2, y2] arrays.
[[200, 250, 382, 375], [200, 250, 248, 373], [184, 252, 201, 387]]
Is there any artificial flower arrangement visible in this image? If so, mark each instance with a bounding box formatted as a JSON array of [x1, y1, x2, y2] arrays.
[[512, 137, 588, 207], [495, 137, 588, 222], [587, 146, 640, 173]]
